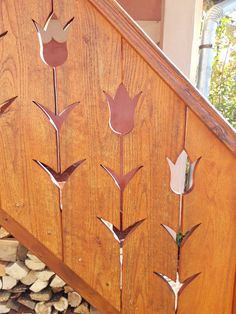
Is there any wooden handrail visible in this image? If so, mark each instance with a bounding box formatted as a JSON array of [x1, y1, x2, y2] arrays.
[[88, 0, 236, 154]]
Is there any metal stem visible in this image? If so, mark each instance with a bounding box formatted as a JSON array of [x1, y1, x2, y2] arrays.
[[119, 136, 124, 310], [120, 243, 123, 309], [53, 67, 61, 173], [52, 67, 64, 260], [178, 194, 183, 232]]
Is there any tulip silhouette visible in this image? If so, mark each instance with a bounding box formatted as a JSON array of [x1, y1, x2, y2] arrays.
[[104, 84, 142, 135], [32, 13, 74, 67], [167, 150, 201, 195]]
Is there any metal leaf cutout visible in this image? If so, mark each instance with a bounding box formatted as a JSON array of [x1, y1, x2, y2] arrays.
[[33, 101, 79, 131], [33, 159, 86, 189], [161, 224, 177, 242], [0, 31, 8, 39], [0, 97, 17, 115], [154, 272, 200, 311], [101, 165, 143, 191], [98, 218, 145, 244], [161, 223, 201, 247]]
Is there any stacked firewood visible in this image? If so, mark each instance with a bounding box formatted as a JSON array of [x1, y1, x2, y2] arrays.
[[0, 227, 100, 314]]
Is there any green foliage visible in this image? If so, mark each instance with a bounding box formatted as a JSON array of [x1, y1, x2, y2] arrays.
[[209, 16, 236, 128]]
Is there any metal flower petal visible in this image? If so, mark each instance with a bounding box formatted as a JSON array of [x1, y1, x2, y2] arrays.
[[104, 83, 142, 135], [33, 101, 79, 131], [98, 218, 145, 244], [33, 159, 86, 190], [101, 165, 143, 191], [167, 150, 201, 195], [32, 13, 74, 67]]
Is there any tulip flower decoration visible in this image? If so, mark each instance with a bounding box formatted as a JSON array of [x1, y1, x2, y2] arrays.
[[32, 13, 74, 68], [155, 150, 201, 313], [104, 83, 142, 135], [32, 7, 85, 221], [98, 83, 145, 309]]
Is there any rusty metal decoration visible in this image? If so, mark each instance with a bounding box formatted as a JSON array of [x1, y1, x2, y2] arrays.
[[155, 150, 201, 313], [99, 83, 145, 309], [32, 2, 85, 260]]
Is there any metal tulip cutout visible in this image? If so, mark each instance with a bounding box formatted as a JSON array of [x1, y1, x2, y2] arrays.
[[32, 3, 85, 260], [104, 83, 142, 135], [99, 83, 145, 309], [155, 150, 201, 313], [32, 13, 74, 68]]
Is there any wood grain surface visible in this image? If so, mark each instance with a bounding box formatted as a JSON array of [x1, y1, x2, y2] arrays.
[[89, 0, 236, 154], [55, 0, 122, 310], [0, 0, 234, 313], [121, 39, 186, 314], [180, 109, 236, 314], [0, 0, 62, 257], [0, 208, 119, 314]]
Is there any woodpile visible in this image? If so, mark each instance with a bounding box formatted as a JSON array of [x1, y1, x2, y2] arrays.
[[0, 227, 100, 314]]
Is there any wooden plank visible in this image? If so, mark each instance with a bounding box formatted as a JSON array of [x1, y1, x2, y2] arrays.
[[0, 1, 62, 257], [88, 0, 236, 154], [121, 39, 186, 314], [232, 273, 236, 314], [0, 208, 119, 314], [179, 109, 236, 313], [54, 0, 122, 310]]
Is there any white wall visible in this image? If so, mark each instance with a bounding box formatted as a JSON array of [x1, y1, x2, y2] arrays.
[[163, 0, 203, 83], [137, 21, 162, 44]]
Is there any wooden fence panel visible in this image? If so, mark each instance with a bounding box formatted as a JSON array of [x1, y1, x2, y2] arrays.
[[0, 0, 235, 313], [0, 0, 62, 257], [180, 109, 236, 314], [122, 39, 186, 314], [56, 0, 122, 310]]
